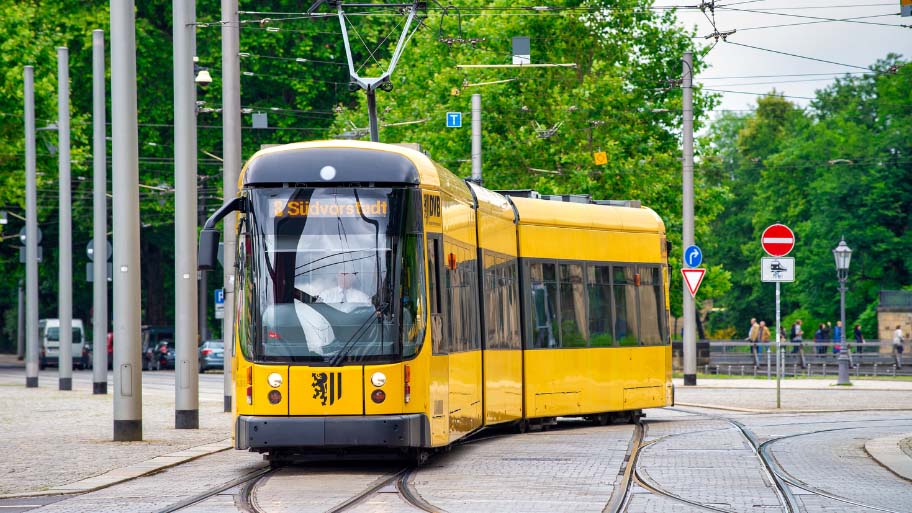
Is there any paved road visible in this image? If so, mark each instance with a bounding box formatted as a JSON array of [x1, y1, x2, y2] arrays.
[[2, 369, 911, 513]]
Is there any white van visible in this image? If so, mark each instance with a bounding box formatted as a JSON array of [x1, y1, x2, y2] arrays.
[[38, 319, 86, 370]]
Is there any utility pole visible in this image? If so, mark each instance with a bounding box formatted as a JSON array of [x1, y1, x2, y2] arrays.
[[221, 0, 241, 413], [24, 66, 39, 389], [198, 194, 208, 342], [92, 29, 109, 394], [471, 94, 482, 184], [57, 47, 74, 391], [111, 0, 143, 441], [174, 0, 200, 429], [682, 51, 697, 387]]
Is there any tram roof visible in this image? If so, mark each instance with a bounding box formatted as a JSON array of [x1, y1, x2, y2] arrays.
[[509, 196, 665, 233], [239, 140, 442, 188]]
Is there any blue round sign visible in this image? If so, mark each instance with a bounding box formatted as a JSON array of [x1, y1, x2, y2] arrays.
[[684, 245, 703, 268]]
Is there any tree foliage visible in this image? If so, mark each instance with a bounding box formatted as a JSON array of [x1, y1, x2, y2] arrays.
[[705, 57, 912, 339]]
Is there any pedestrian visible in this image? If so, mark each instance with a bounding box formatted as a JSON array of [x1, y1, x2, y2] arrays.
[[814, 323, 827, 355], [759, 321, 771, 351], [790, 320, 803, 353], [747, 318, 760, 356], [853, 324, 864, 353], [893, 325, 905, 368], [832, 321, 843, 354], [823, 322, 832, 353]]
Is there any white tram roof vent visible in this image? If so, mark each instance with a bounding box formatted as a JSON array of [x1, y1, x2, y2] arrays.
[[494, 189, 542, 199], [591, 199, 642, 208]]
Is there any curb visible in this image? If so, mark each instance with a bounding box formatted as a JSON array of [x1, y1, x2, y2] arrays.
[[0, 438, 233, 499], [865, 433, 912, 482], [675, 402, 912, 414]]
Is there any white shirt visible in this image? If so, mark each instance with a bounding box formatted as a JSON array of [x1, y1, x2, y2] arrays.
[[319, 286, 371, 313], [894, 328, 905, 345]]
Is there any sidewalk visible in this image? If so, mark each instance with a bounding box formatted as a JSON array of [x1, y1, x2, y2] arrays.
[[0, 355, 233, 497]]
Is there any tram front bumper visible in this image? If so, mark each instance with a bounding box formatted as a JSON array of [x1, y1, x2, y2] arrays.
[[236, 414, 431, 450]]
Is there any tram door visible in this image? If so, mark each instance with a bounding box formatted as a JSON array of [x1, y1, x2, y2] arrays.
[[427, 234, 449, 445]]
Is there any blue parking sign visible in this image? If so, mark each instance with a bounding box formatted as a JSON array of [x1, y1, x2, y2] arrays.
[[446, 112, 462, 128], [214, 288, 225, 305]]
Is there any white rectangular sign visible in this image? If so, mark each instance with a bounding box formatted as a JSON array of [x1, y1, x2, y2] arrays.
[[761, 257, 794, 282]]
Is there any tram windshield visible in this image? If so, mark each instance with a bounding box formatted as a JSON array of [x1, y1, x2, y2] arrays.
[[244, 187, 426, 364]]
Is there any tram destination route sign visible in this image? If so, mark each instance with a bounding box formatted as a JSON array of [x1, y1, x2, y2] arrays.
[[761, 223, 795, 257]]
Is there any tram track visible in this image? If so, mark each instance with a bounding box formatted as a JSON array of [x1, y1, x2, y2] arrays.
[[655, 407, 912, 513], [157, 466, 274, 513]]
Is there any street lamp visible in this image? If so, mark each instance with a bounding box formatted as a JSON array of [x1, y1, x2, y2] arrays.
[[833, 237, 852, 385]]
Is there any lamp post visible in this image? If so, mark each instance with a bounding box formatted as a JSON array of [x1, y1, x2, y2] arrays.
[[833, 238, 852, 385]]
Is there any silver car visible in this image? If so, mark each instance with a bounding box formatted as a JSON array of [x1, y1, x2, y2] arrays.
[[198, 340, 224, 373]]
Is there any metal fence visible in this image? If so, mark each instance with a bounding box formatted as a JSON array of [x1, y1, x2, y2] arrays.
[[674, 339, 909, 377]]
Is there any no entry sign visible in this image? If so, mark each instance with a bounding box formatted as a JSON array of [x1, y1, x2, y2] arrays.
[[761, 224, 795, 257]]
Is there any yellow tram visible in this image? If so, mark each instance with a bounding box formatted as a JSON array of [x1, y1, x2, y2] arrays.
[[198, 140, 672, 459]]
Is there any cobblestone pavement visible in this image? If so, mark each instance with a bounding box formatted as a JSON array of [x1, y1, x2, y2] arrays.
[[0, 368, 231, 495], [737, 411, 912, 512], [4, 365, 912, 512], [630, 409, 783, 512], [23, 449, 264, 513]]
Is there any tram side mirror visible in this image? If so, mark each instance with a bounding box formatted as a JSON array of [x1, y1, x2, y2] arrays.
[[197, 197, 248, 272], [198, 229, 220, 271]]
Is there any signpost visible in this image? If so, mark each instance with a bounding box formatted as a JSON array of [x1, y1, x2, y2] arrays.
[[446, 112, 462, 128], [681, 268, 706, 298], [214, 288, 225, 320], [684, 244, 703, 268], [761, 223, 795, 409]]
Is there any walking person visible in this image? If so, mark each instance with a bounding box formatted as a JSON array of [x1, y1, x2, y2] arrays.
[[747, 318, 760, 363], [893, 325, 905, 369], [759, 320, 771, 351], [814, 323, 827, 355], [790, 320, 804, 353], [854, 324, 865, 353], [832, 321, 843, 354]]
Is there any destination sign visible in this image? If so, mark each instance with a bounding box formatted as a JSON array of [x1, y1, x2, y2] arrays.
[[272, 199, 388, 218]]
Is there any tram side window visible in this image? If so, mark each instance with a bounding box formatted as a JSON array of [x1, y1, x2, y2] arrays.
[[505, 259, 521, 349], [588, 265, 614, 347], [429, 238, 447, 355], [529, 262, 559, 348], [613, 266, 640, 346], [483, 253, 500, 348], [638, 267, 667, 345], [559, 264, 588, 347], [467, 248, 481, 350]]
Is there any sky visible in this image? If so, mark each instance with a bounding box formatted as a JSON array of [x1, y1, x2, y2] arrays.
[[666, 0, 912, 114]]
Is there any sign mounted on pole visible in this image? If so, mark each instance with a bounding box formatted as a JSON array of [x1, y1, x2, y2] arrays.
[[446, 112, 462, 128], [681, 268, 706, 298], [683, 244, 703, 268], [214, 288, 225, 319], [761, 257, 795, 282], [761, 224, 795, 257]]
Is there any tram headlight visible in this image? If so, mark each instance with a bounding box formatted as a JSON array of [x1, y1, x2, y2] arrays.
[[371, 389, 386, 404], [267, 372, 283, 388], [268, 390, 282, 404], [370, 372, 387, 387]]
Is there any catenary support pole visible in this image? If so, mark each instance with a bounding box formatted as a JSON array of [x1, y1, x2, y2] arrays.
[[174, 0, 200, 429], [367, 88, 379, 142], [111, 0, 143, 441], [471, 94, 482, 184], [92, 29, 109, 394], [57, 47, 73, 391], [222, 0, 241, 413], [24, 66, 39, 389], [682, 51, 697, 386]]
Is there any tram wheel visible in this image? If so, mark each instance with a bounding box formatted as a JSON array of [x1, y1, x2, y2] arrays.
[[515, 420, 528, 434]]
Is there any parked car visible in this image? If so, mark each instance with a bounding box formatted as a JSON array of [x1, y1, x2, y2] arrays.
[[198, 340, 225, 373], [38, 319, 87, 370], [143, 340, 175, 371]]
